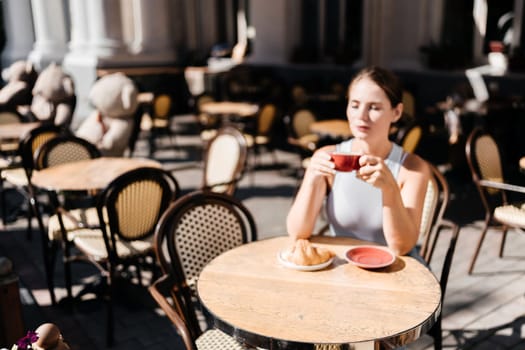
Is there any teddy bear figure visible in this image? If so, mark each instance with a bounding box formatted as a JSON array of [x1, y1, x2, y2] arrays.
[[29, 63, 76, 129], [0, 60, 38, 112], [75, 72, 139, 157]]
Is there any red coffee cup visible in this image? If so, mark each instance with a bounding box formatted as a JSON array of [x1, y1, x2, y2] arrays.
[[331, 152, 361, 172]]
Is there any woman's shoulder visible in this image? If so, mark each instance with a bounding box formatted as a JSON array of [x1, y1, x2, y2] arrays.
[[401, 152, 431, 179]]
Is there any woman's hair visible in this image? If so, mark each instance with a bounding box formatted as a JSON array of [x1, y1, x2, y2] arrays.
[[348, 66, 403, 108]]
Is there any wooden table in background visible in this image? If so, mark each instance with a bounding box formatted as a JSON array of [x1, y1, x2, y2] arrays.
[[200, 101, 259, 118], [31, 157, 161, 192], [198, 235, 441, 349], [0, 122, 40, 144]]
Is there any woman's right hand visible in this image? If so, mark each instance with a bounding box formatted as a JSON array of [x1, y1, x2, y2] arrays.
[[304, 147, 336, 180]]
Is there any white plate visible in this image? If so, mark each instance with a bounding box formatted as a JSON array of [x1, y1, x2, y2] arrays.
[[277, 250, 334, 271]]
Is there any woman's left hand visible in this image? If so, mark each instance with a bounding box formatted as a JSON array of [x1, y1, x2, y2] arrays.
[[356, 155, 396, 190]]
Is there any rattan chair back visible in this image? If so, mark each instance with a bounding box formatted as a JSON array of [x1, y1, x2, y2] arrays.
[[34, 135, 101, 170], [100, 167, 179, 248], [203, 126, 247, 195], [466, 127, 507, 214], [153, 190, 257, 339], [418, 163, 459, 350], [397, 123, 423, 154], [256, 103, 277, 136], [292, 109, 317, 138]]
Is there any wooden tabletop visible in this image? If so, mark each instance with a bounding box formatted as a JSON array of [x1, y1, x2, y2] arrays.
[[198, 235, 441, 349], [0, 122, 40, 142], [31, 157, 161, 192], [310, 119, 352, 139], [200, 101, 259, 117]]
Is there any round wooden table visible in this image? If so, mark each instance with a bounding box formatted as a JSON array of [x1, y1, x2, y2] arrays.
[[310, 119, 352, 140], [0, 122, 40, 141], [198, 235, 441, 349], [200, 101, 259, 118], [31, 157, 161, 192]]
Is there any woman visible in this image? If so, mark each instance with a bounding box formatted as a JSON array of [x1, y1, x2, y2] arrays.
[[287, 66, 430, 256]]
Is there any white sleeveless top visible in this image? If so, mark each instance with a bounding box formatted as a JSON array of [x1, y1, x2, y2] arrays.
[[325, 139, 407, 245]]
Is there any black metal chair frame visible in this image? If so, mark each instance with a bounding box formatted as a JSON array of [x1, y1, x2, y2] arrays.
[[152, 190, 257, 343], [72, 166, 179, 346], [33, 135, 102, 304]]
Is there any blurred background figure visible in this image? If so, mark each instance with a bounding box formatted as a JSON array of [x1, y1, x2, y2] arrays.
[[28, 63, 76, 129], [0, 60, 38, 114], [75, 72, 138, 156]]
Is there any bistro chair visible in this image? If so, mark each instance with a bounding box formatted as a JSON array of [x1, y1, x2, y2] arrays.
[[1, 124, 62, 237], [202, 126, 248, 196], [70, 167, 180, 346], [284, 108, 319, 179], [396, 121, 423, 154], [418, 163, 459, 350], [196, 95, 219, 143], [244, 103, 278, 170], [141, 93, 176, 155], [150, 190, 257, 349], [33, 135, 101, 304], [465, 127, 525, 274]]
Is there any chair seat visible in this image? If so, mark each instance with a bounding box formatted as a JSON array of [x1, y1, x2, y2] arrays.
[[195, 329, 247, 350], [2, 167, 28, 187], [494, 204, 525, 228], [47, 207, 100, 240], [73, 230, 154, 260]]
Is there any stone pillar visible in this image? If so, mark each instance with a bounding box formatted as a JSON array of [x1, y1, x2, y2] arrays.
[[27, 0, 69, 70], [63, 0, 98, 129], [1, 0, 35, 69], [129, 0, 177, 64], [86, 0, 128, 64]]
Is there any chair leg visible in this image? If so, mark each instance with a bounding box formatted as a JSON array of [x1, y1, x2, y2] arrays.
[[428, 315, 442, 350], [468, 217, 490, 274], [499, 227, 508, 258], [105, 266, 115, 347], [0, 176, 6, 228], [26, 197, 33, 240]]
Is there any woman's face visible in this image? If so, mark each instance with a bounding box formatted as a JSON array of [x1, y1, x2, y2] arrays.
[[346, 77, 402, 140]]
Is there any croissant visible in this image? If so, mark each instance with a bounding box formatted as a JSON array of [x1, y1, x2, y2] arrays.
[[287, 239, 334, 266]]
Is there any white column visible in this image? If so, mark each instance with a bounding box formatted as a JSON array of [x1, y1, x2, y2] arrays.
[[63, 0, 98, 130], [1, 0, 35, 68], [28, 0, 69, 70], [128, 0, 177, 64], [67, 0, 90, 53], [86, 0, 128, 63]]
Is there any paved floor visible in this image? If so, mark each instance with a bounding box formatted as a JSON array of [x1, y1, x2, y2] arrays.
[[0, 115, 524, 349]]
